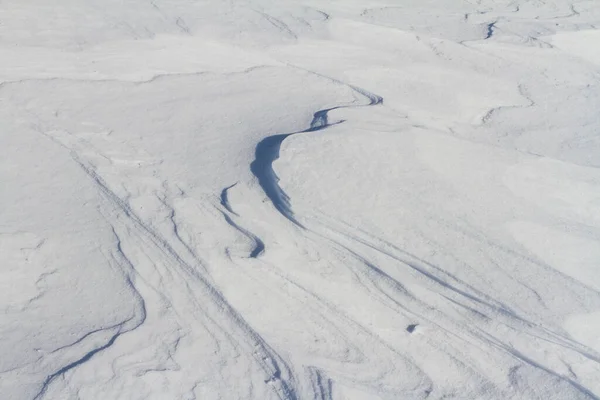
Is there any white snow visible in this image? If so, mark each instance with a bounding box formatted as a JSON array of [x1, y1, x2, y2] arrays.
[[1, 0, 600, 399]]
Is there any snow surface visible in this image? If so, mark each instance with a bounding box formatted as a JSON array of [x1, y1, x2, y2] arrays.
[[1, 0, 600, 399]]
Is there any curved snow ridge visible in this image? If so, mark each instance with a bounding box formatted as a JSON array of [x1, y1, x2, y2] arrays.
[[86, 167, 299, 400], [30, 230, 147, 399], [250, 80, 382, 227], [31, 131, 299, 400], [222, 211, 266, 258]]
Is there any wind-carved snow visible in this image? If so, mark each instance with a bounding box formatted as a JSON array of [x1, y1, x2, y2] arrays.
[[1, 0, 600, 399]]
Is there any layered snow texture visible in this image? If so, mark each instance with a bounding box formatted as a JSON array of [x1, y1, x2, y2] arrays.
[[2, 0, 600, 399]]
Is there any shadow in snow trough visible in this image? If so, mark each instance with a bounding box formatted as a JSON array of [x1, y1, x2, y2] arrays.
[[250, 87, 382, 228]]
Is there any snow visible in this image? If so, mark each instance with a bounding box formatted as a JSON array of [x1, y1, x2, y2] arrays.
[[1, 0, 600, 399]]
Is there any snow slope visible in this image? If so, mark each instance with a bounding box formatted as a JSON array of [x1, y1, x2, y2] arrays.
[[1, 0, 600, 399]]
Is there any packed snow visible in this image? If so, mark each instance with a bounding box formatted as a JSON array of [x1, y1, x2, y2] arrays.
[[1, 0, 600, 399]]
